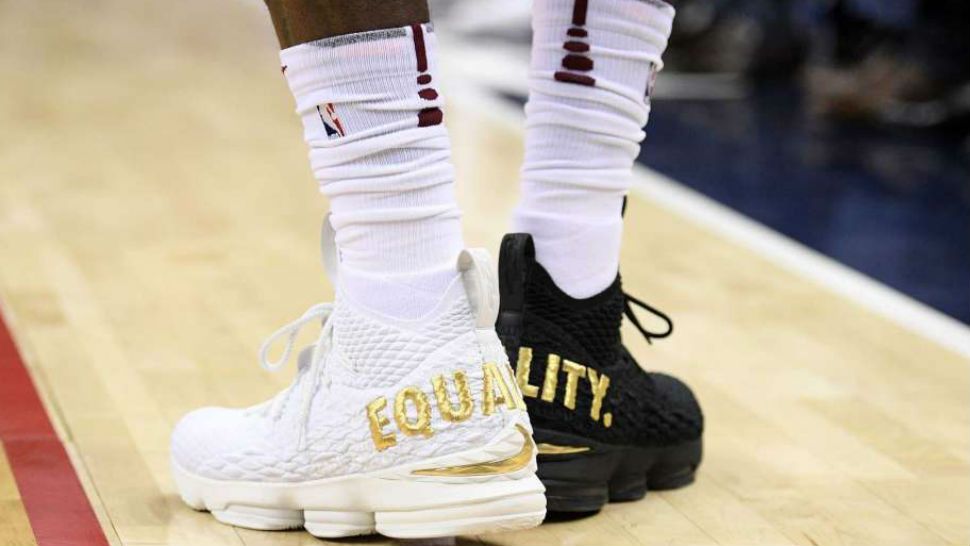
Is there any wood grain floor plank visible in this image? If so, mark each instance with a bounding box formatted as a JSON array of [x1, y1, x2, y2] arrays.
[[0, 445, 39, 546]]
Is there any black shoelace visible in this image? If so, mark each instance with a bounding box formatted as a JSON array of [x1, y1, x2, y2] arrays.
[[618, 197, 673, 344], [623, 293, 673, 344]]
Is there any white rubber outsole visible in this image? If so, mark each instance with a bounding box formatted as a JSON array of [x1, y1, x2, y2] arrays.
[[175, 466, 545, 538], [173, 426, 547, 538], [201, 494, 546, 538]]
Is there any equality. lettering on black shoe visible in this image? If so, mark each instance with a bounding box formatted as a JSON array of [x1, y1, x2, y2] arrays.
[[513, 346, 614, 429], [366, 362, 527, 451]]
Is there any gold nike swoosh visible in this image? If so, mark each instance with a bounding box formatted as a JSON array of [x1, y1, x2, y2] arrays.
[[411, 424, 534, 477], [536, 443, 590, 455]]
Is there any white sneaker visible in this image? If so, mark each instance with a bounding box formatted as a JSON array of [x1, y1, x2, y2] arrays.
[[170, 249, 545, 539]]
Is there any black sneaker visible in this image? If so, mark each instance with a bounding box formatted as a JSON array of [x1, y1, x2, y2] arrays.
[[496, 233, 703, 512]]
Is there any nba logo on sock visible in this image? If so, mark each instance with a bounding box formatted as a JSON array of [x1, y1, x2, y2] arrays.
[[317, 103, 345, 138]]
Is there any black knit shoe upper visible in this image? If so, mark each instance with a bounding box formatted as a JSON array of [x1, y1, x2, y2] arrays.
[[496, 233, 703, 448]]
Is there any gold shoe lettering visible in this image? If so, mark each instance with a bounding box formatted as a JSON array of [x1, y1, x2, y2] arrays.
[[536, 442, 590, 455]]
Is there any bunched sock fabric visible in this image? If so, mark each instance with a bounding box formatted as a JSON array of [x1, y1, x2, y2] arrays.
[[281, 24, 464, 319], [515, 0, 675, 298]]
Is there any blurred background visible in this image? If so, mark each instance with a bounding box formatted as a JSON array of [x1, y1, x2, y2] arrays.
[[434, 0, 970, 324]]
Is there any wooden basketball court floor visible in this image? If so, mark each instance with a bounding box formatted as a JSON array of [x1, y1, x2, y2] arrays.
[[1, 1, 968, 545]]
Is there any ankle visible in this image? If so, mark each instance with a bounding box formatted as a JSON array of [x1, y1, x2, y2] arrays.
[[337, 263, 461, 320]]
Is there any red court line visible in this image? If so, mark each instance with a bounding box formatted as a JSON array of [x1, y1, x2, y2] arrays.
[[0, 309, 110, 546]]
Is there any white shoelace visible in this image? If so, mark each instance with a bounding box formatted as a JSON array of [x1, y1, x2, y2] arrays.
[[256, 302, 335, 448]]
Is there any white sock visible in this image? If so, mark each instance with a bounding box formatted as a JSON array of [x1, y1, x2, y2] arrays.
[[281, 24, 464, 318], [515, 0, 675, 298]]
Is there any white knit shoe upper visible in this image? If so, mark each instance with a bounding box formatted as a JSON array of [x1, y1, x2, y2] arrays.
[[171, 249, 530, 484]]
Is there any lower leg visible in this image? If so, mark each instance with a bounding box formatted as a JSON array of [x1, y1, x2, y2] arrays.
[[515, 0, 675, 298], [497, 3, 702, 514], [172, 6, 545, 533], [264, 0, 429, 47], [267, 0, 465, 318]]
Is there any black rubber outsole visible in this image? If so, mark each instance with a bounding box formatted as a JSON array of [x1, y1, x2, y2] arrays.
[[534, 427, 702, 512]]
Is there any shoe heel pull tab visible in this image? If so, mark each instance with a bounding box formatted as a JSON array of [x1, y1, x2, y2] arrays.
[[497, 234, 535, 318], [457, 248, 499, 329], [321, 213, 339, 285]]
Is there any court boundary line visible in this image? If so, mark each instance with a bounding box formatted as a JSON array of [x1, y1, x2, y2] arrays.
[[442, 73, 970, 360], [628, 167, 970, 360], [0, 306, 111, 546]]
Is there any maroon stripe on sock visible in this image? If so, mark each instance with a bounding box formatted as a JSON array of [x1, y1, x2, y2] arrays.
[[563, 41, 590, 53], [572, 0, 589, 25], [567, 27, 588, 37], [418, 107, 443, 126], [418, 88, 439, 100], [411, 23, 428, 73], [417, 74, 432, 85], [554, 71, 596, 86], [562, 54, 594, 71]]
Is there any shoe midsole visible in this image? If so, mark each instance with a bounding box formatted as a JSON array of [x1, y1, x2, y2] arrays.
[[533, 427, 703, 487], [172, 422, 545, 513]]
